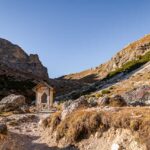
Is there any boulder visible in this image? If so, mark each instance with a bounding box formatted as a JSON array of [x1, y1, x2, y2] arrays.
[[123, 85, 150, 104], [110, 95, 127, 107], [61, 96, 88, 120], [88, 97, 98, 107], [97, 96, 110, 106], [98, 95, 127, 107], [0, 94, 25, 112]]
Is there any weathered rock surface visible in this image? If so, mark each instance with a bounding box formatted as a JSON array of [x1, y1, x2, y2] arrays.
[[0, 38, 49, 102], [97, 96, 110, 106], [61, 96, 88, 120], [123, 85, 150, 105], [53, 34, 150, 98], [97, 95, 127, 107], [0, 38, 48, 79], [0, 94, 25, 112]]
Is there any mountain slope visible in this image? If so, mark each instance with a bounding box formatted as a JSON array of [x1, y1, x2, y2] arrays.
[[89, 61, 150, 102], [55, 34, 150, 99], [62, 34, 150, 83]]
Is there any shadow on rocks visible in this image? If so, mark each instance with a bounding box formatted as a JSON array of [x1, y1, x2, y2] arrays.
[[0, 131, 79, 150]]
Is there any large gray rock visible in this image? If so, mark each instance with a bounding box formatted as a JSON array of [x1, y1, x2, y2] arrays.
[[61, 96, 88, 120], [0, 94, 25, 112], [98, 95, 127, 107], [97, 96, 110, 106], [123, 85, 150, 105], [88, 97, 98, 107]]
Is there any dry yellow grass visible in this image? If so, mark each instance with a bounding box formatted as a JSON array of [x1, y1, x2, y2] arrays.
[[43, 111, 62, 131], [45, 107, 150, 148]]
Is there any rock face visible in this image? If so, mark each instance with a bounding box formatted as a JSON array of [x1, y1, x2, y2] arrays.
[[97, 96, 110, 106], [0, 38, 48, 79], [0, 94, 25, 112], [0, 38, 49, 102]]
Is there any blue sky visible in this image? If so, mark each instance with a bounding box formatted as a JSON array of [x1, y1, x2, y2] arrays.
[[0, 0, 150, 78]]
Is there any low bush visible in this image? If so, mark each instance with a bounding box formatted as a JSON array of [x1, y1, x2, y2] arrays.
[[45, 107, 150, 148], [43, 111, 62, 131], [108, 95, 127, 107], [95, 93, 102, 98], [56, 110, 103, 143]]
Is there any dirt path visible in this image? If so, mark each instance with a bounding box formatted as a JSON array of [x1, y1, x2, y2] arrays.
[[0, 113, 78, 150]]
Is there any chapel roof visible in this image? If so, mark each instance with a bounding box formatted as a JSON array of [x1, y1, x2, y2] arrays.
[[33, 81, 54, 92]]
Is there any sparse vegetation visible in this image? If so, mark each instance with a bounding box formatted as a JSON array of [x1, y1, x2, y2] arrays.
[[101, 89, 111, 95], [108, 98, 127, 107], [56, 110, 103, 143], [105, 51, 150, 79], [43, 111, 62, 131], [45, 108, 150, 148], [95, 93, 102, 98]]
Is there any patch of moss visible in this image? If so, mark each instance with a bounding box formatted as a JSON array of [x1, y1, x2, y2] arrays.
[[95, 93, 102, 98], [101, 89, 111, 95]]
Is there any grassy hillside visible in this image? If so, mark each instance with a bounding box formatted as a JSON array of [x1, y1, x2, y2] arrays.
[[105, 51, 150, 79]]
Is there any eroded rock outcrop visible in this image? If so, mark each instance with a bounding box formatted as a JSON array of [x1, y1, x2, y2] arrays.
[[123, 85, 150, 106], [0, 94, 25, 112], [61, 96, 88, 120], [0, 38, 48, 79], [0, 38, 49, 102]]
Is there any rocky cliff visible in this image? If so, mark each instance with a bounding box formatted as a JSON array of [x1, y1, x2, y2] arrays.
[[0, 38, 49, 102], [0, 38, 48, 79]]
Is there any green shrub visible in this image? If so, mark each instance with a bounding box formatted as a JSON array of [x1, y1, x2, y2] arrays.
[[109, 86, 114, 90], [95, 93, 102, 98], [105, 51, 150, 79], [130, 120, 140, 131], [101, 89, 110, 95]]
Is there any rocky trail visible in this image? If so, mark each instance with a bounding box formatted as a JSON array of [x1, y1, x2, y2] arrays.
[[0, 113, 77, 150]]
